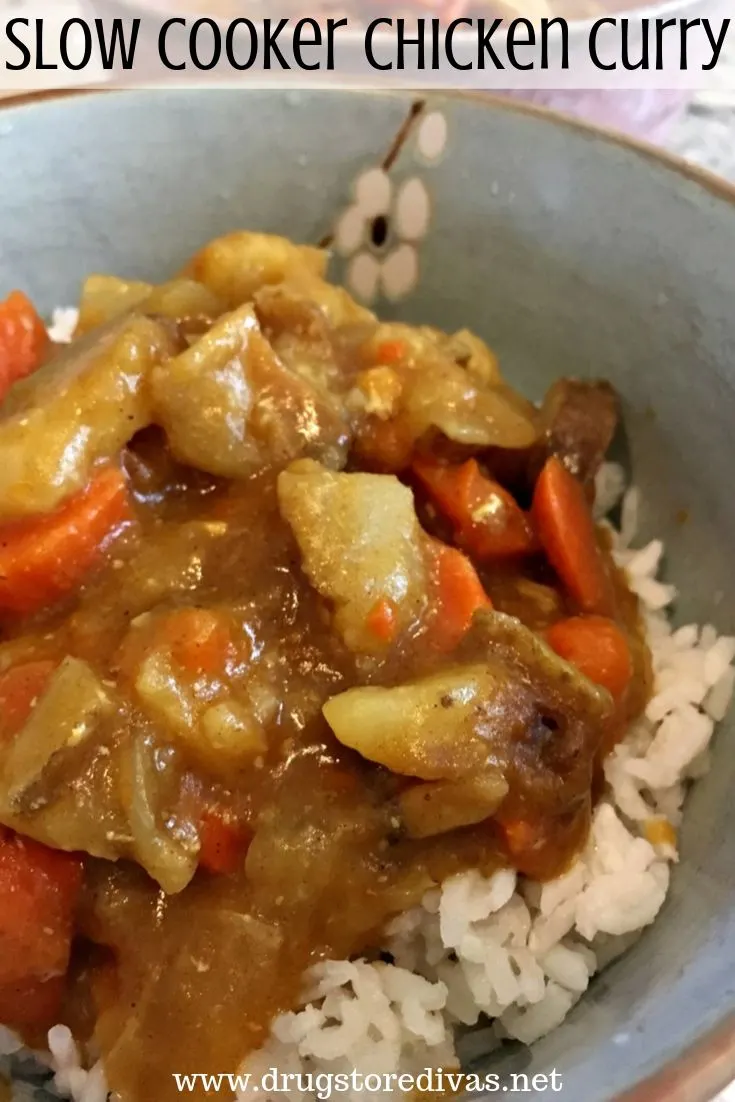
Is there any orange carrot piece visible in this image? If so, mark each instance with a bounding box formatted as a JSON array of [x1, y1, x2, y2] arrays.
[[164, 609, 233, 677], [531, 457, 613, 615], [0, 661, 56, 742], [413, 457, 535, 559], [429, 542, 492, 651], [546, 615, 633, 702], [0, 973, 66, 1029], [374, 339, 406, 365], [501, 817, 538, 857], [0, 829, 82, 1003], [0, 467, 131, 617], [365, 597, 398, 643], [0, 291, 48, 403], [198, 808, 250, 875]]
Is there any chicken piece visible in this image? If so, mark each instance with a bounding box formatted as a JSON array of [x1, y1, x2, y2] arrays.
[[278, 459, 427, 652], [276, 269, 374, 329], [0, 315, 179, 520], [151, 304, 348, 478], [254, 281, 371, 399], [184, 231, 327, 308], [459, 610, 613, 809], [538, 378, 619, 486]]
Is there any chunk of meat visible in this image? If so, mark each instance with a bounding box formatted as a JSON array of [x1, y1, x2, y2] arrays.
[[264, 271, 374, 330], [254, 281, 370, 399], [458, 610, 613, 808], [278, 459, 427, 652], [0, 315, 178, 520], [538, 378, 619, 486], [151, 305, 348, 478], [184, 231, 327, 308]]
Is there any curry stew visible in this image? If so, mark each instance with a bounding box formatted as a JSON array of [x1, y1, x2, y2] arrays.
[[0, 233, 649, 1101]]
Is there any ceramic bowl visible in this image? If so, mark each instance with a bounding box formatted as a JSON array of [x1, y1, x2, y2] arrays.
[[0, 89, 733, 1102]]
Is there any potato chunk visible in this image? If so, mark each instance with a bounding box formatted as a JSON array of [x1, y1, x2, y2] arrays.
[[1, 658, 111, 810], [398, 771, 509, 838], [323, 665, 516, 779], [77, 276, 226, 337], [278, 460, 427, 652], [76, 275, 152, 334], [0, 315, 178, 520], [151, 305, 348, 478], [184, 231, 327, 308]]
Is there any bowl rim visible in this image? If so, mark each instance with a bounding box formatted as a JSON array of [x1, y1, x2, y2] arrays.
[[1, 85, 734, 1102]]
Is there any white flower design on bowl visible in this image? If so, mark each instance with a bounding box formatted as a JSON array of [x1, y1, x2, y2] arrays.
[[335, 167, 432, 305]]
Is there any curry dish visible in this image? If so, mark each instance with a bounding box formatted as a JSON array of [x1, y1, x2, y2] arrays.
[[0, 232, 649, 1101]]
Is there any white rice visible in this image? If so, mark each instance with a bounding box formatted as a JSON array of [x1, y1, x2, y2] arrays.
[[6, 458, 733, 1101], [46, 308, 79, 345]]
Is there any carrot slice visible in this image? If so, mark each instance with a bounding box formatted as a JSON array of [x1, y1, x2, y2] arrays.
[[546, 615, 633, 702], [0, 660, 56, 742], [501, 817, 538, 857], [365, 597, 398, 644], [414, 457, 535, 559], [0, 829, 82, 1015], [0, 291, 48, 403], [0, 467, 131, 617], [163, 609, 233, 678], [429, 542, 492, 651], [374, 339, 406, 365], [532, 456, 613, 615], [198, 808, 251, 875], [0, 973, 66, 1029]]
